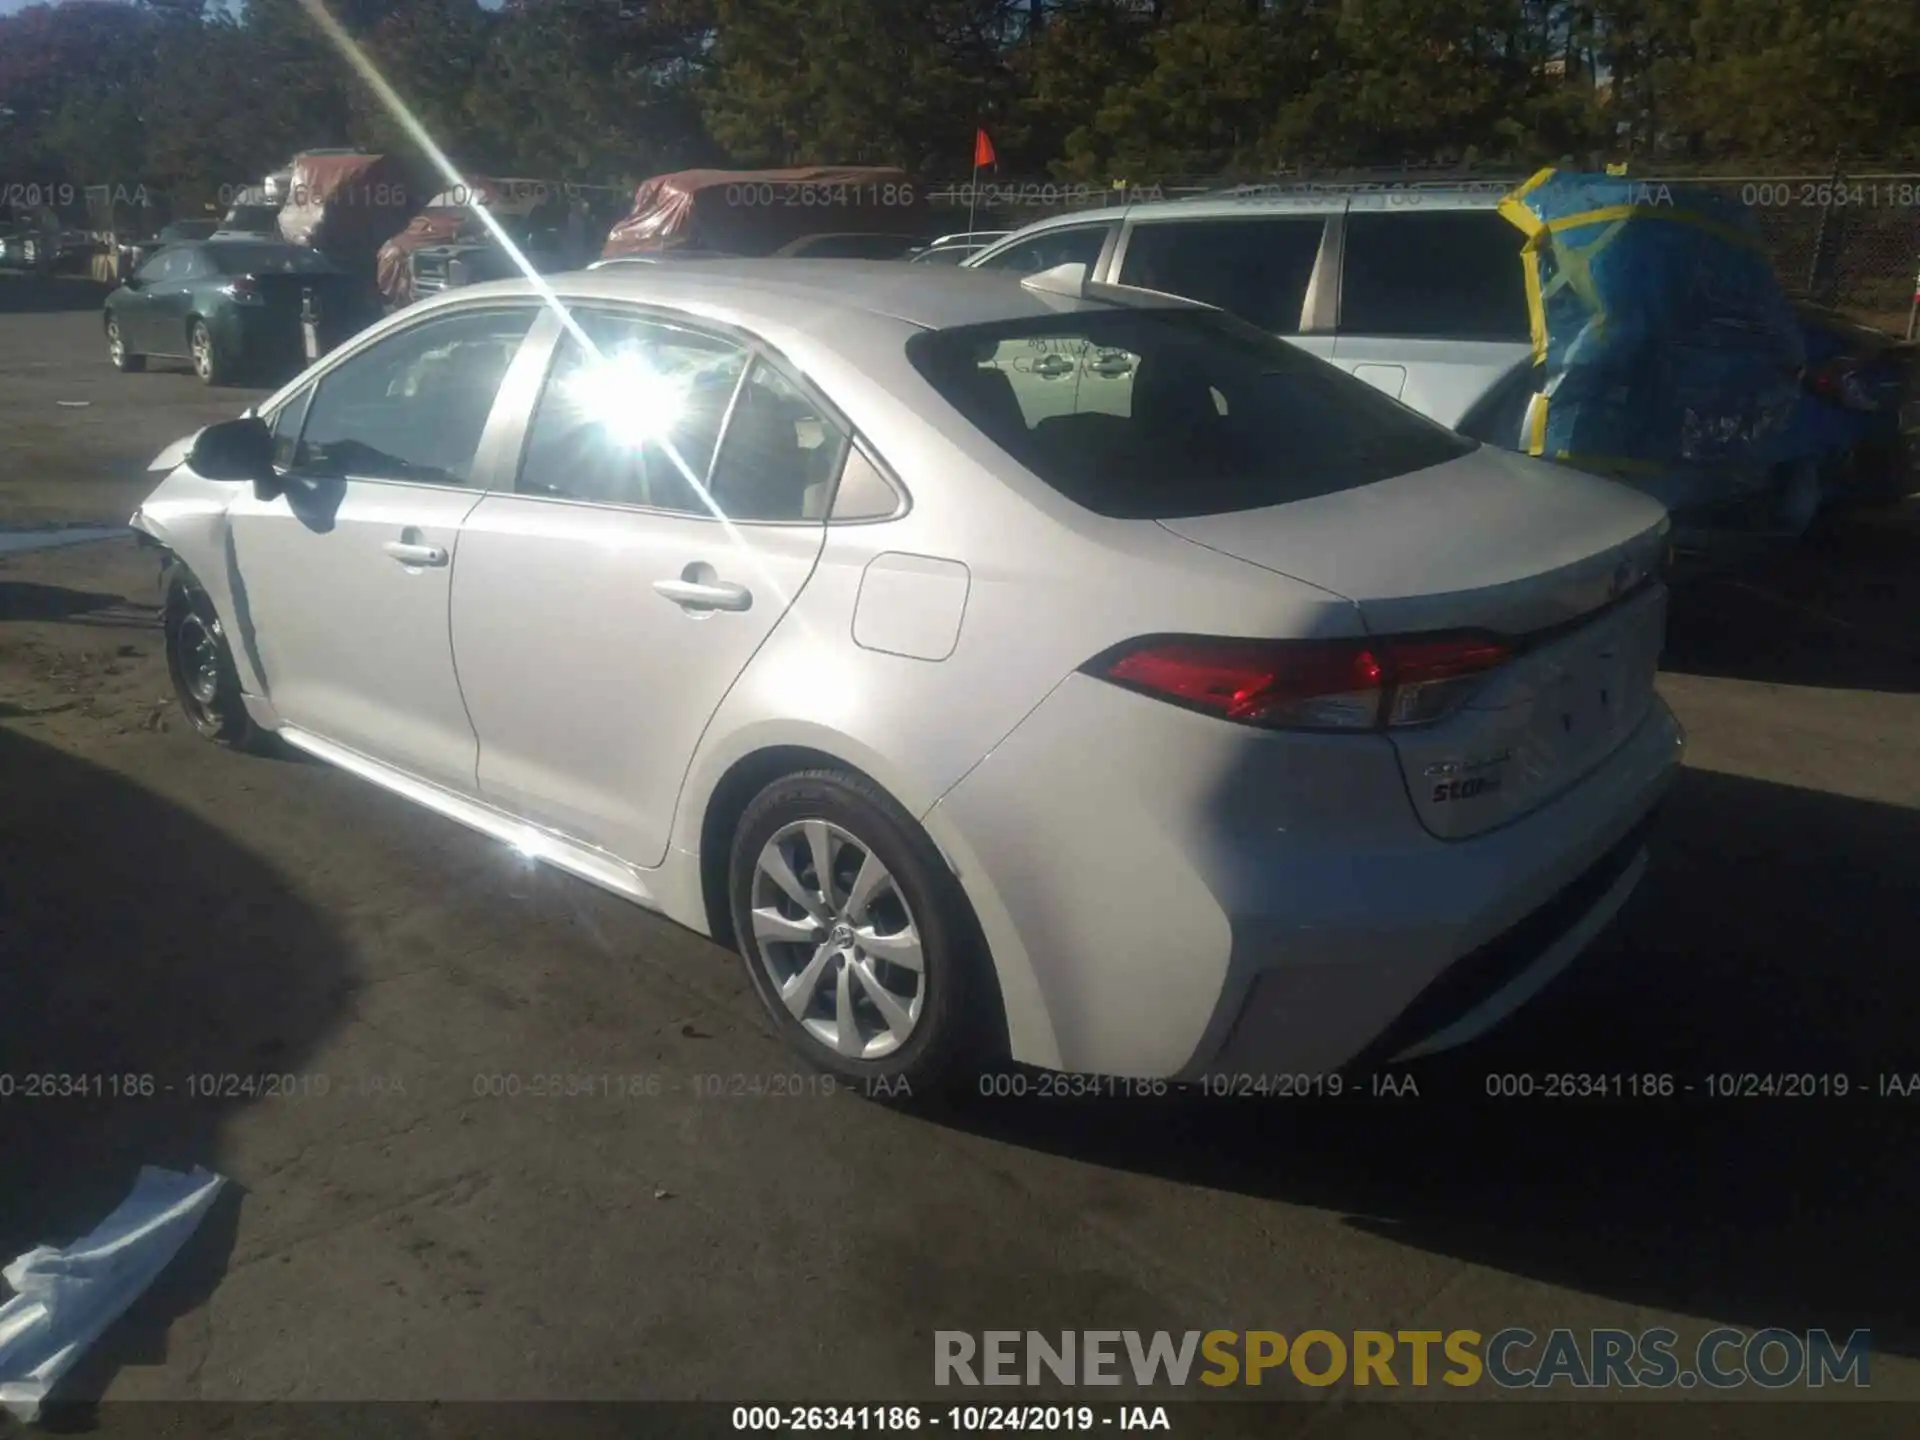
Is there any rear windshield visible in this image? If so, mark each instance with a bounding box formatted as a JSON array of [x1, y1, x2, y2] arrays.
[[207, 242, 336, 275], [904, 308, 1475, 519]]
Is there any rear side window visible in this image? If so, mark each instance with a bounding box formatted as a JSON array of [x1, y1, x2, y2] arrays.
[[906, 309, 1474, 520], [1118, 217, 1328, 333], [973, 225, 1112, 275], [1340, 211, 1531, 340]]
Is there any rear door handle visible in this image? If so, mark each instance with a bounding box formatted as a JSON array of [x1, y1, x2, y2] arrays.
[[383, 540, 448, 567], [653, 577, 752, 612]]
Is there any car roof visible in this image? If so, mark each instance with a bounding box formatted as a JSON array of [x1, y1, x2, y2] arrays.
[[985, 184, 1510, 240], [444, 259, 1145, 333]]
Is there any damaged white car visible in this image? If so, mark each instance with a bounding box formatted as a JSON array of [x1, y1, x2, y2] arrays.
[[133, 261, 1682, 1090]]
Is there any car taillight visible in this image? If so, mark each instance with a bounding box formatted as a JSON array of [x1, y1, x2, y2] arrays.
[[1804, 356, 1879, 411], [1089, 633, 1510, 732], [222, 275, 262, 304]]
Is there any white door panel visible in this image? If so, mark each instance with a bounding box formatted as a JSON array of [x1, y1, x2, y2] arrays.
[[448, 309, 843, 870], [450, 500, 825, 867], [1330, 337, 1531, 428], [1283, 335, 1339, 364], [228, 480, 484, 791]]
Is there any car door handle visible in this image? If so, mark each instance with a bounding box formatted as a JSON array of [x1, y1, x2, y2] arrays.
[[653, 577, 752, 612], [383, 540, 448, 567]]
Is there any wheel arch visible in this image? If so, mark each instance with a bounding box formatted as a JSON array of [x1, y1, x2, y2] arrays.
[[696, 743, 893, 949], [689, 736, 1057, 1070]]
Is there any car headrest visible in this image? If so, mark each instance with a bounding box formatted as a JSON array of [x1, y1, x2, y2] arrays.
[[710, 396, 807, 521]]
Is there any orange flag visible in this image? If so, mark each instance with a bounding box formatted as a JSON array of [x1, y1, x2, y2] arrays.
[[973, 129, 997, 169]]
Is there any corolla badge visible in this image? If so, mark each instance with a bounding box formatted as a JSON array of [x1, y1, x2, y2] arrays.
[[1424, 749, 1512, 780]]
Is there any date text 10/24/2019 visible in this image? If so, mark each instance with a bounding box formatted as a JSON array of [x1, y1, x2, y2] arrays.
[[732, 1406, 1171, 1432]]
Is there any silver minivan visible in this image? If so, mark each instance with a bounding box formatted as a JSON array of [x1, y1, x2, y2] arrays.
[[962, 188, 1534, 436]]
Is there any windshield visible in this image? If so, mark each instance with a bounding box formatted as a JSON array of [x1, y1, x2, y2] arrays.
[[905, 308, 1475, 519], [207, 241, 335, 275]]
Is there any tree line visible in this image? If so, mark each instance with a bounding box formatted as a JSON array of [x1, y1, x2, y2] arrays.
[[3, 0, 1918, 219]]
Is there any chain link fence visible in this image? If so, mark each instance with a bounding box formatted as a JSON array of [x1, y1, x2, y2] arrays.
[[926, 164, 1920, 337]]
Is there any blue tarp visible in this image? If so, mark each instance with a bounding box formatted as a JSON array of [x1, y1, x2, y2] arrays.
[[1497, 170, 1807, 477]]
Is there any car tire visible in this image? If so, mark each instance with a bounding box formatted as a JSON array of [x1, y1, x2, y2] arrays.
[[728, 768, 1004, 1096], [163, 566, 269, 752], [105, 316, 145, 372], [189, 318, 231, 386]]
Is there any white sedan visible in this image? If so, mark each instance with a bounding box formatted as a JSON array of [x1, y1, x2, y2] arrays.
[[133, 260, 1683, 1089]]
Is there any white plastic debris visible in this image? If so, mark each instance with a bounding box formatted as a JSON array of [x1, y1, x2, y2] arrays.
[[0, 1165, 226, 1421]]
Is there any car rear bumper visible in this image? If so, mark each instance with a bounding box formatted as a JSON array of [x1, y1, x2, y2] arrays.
[[931, 673, 1684, 1079]]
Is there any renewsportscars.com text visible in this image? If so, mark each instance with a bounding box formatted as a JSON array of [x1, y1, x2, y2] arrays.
[[934, 1328, 1871, 1390]]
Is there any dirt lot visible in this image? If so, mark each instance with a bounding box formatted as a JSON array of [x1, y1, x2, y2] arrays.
[[3, 275, 1919, 1432]]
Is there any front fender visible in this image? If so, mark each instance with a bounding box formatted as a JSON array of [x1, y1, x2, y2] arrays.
[[129, 464, 264, 694]]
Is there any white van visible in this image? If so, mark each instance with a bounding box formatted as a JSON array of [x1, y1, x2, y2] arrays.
[[964, 188, 1535, 433]]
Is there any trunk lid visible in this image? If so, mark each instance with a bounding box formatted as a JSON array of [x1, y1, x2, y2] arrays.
[[1157, 444, 1673, 838]]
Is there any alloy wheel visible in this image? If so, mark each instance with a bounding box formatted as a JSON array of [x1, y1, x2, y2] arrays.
[[191, 324, 212, 380], [171, 609, 225, 733], [107, 321, 124, 366], [749, 819, 925, 1060]]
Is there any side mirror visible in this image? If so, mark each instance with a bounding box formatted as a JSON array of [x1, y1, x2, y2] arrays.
[[189, 417, 279, 499], [124, 273, 145, 290]]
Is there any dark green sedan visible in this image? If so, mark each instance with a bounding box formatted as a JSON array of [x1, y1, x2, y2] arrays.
[[104, 239, 376, 386]]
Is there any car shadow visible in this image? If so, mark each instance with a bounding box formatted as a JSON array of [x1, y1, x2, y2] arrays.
[[0, 580, 133, 624], [917, 766, 1920, 1359], [1664, 504, 1920, 693], [0, 726, 352, 1405], [0, 275, 115, 314]]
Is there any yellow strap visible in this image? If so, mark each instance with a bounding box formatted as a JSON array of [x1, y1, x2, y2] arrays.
[[1544, 204, 1767, 255], [1539, 217, 1627, 323], [1519, 239, 1549, 364], [1496, 166, 1556, 240]]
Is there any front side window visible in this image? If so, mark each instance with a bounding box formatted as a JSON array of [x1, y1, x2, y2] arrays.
[[1339, 210, 1532, 340], [974, 224, 1112, 276], [907, 309, 1474, 520], [1118, 216, 1328, 334], [269, 386, 314, 470], [516, 309, 748, 511], [293, 307, 536, 485]]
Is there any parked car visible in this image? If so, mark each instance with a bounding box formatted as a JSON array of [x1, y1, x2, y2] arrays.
[[121, 218, 222, 275], [0, 225, 41, 270], [105, 238, 377, 385], [909, 231, 1010, 266], [214, 202, 284, 240], [771, 232, 927, 260], [131, 262, 1680, 1088], [966, 188, 1824, 566], [1, 206, 88, 273], [1788, 302, 1919, 511], [405, 213, 576, 300]]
